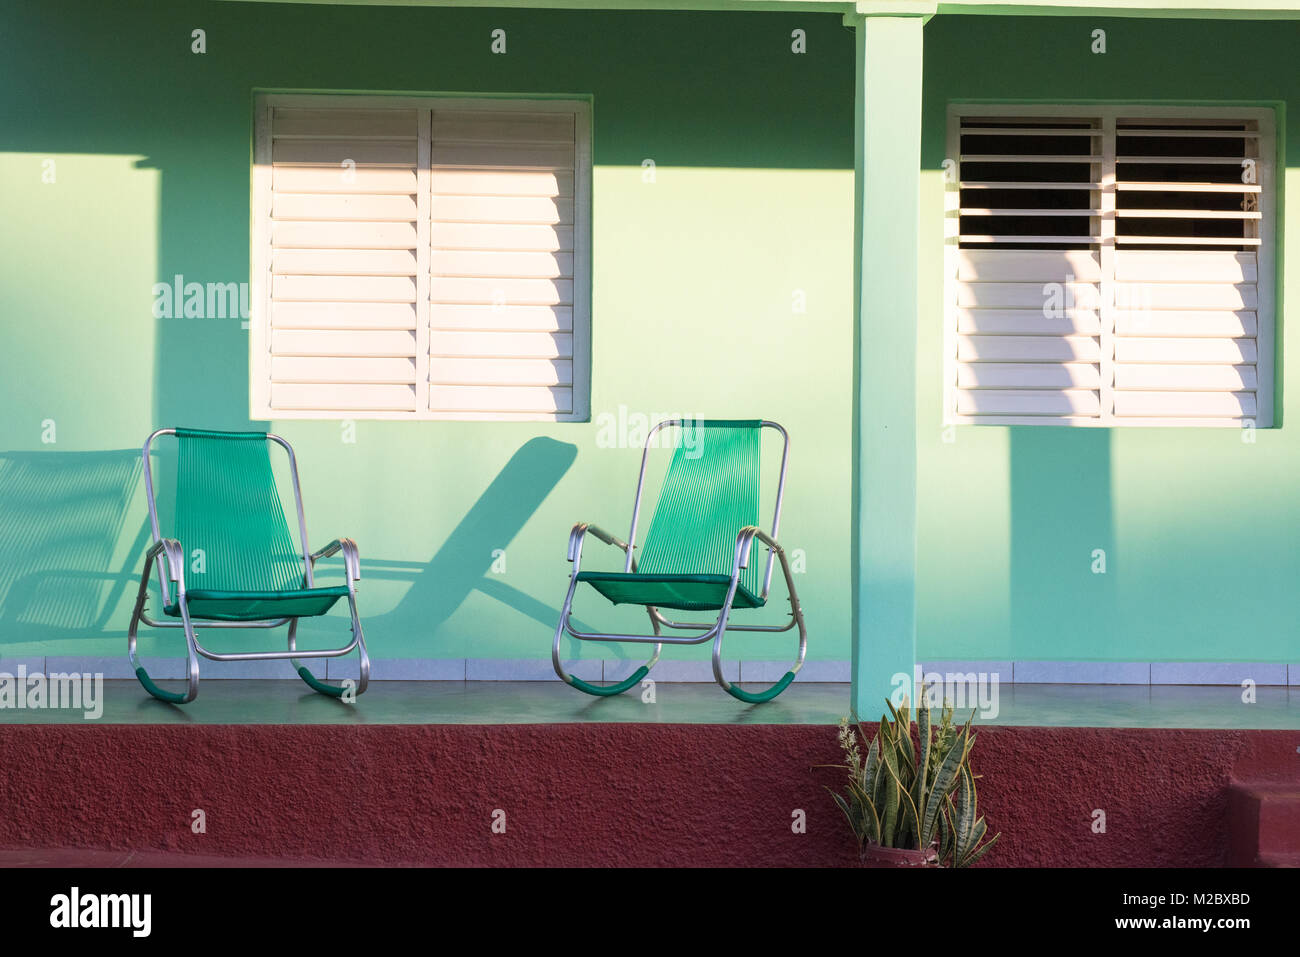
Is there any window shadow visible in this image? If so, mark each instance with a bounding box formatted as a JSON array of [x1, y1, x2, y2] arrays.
[[1009, 427, 1115, 662]]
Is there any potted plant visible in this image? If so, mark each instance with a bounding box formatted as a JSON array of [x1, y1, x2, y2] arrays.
[[826, 694, 999, 867]]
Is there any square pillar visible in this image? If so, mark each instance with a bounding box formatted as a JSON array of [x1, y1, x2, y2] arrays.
[[847, 12, 926, 717]]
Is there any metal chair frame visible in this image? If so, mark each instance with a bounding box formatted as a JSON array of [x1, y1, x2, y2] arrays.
[[127, 428, 369, 704], [552, 419, 807, 702]]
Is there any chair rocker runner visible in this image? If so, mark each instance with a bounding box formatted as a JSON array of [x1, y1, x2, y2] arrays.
[[552, 419, 807, 703], [127, 428, 370, 703]]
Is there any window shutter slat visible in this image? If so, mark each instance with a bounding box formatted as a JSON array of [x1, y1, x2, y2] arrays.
[[956, 389, 1101, 416], [430, 303, 572, 333], [947, 107, 1273, 427], [270, 383, 417, 411], [272, 221, 419, 249], [428, 385, 570, 415], [1112, 391, 1257, 418], [265, 106, 421, 414], [1111, 117, 1262, 423], [953, 248, 1103, 421], [254, 96, 591, 421], [271, 301, 417, 330], [429, 105, 582, 419]]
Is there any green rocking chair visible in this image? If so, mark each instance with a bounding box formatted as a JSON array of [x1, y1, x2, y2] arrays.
[[552, 419, 807, 703], [127, 428, 369, 703]]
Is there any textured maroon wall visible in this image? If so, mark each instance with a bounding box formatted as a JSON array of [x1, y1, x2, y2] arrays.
[[0, 724, 1293, 866]]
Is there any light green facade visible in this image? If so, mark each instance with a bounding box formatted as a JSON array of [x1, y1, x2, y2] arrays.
[[0, 3, 855, 668], [0, 0, 1297, 694], [917, 14, 1297, 664]]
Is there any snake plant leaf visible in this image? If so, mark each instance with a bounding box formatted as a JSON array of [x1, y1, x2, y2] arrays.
[[958, 817, 988, 868], [896, 716, 917, 783], [861, 788, 882, 845], [913, 700, 932, 823], [875, 714, 899, 793], [961, 829, 999, 868], [889, 704, 921, 848], [920, 727, 969, 846], [829, 786, 852, 816], [895, 773, 922, 847], [878, 733, 904, 845], [870, 727, 891, 810], [829, 788, 855, 833], [880, 776, 900, 846], [830, 699, 997, 865], [945, 794, 969, 868], [885, 697, 911, 737], [955, 766, 1000, 868], [937, 800, 954, 865], [851, 783, 874, 836], [953, 762, 977, 854], [861, 731, 881, 801]]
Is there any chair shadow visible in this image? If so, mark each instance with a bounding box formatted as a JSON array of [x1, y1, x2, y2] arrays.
[[0, 449, 143, 645], [0, 438, 596, 666], [360, 435, 584, 638]]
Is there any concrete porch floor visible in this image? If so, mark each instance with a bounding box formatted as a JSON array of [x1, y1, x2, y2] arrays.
[[0, 679, 1296, 727]]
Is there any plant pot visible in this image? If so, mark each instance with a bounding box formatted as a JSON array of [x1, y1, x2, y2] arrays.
[[860, 844, 939, 868]]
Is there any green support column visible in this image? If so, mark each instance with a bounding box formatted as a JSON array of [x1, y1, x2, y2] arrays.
[[847, 11, 926, 718]]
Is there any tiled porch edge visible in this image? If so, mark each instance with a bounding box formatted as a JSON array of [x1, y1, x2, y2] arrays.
[[921, 661, 1296, 687], [3, 657, 1297, 686], [342, 659, 1299, 685]]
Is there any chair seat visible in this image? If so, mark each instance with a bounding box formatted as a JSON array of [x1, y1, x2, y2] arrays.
[[576, 571, 765, 612], [165, 586, 350, 622]]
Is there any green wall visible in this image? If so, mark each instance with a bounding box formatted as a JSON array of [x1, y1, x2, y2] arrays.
[[0, 0, 855, 664], [2, 1, 1296, 670], [917, 15, 1298, 662]]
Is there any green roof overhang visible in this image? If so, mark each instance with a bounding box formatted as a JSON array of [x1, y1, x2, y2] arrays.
[[217, 0, 1300, 20]]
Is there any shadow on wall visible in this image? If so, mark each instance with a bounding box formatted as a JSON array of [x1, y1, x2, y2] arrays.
[[125, 435, 583, 652], [312, 436, 583, 643], [141, 153, 583, 649], [142, 156, 260, 434], [1010, 428, 1115, 660], [0, 436, 583, 659], [0, 449, 145, 641], [0, 0, 858, 661]]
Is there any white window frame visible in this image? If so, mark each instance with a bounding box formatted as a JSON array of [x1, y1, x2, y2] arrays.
[[251, 92, 593, 422], [944, 103, 1277, 428]]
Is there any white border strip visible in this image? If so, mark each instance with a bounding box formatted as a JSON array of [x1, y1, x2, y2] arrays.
[[7, 658, 1295, 686]]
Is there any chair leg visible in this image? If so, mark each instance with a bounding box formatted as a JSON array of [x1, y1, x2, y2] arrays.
[[552, 578, 662, 697], [711, 554, 808, 704], [127, 563, 199, 704], [289, 592, 370, 699]]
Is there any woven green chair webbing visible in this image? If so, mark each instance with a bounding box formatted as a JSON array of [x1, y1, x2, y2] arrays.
[[174, 429, 305, 593], [637, 421, 764, 600]]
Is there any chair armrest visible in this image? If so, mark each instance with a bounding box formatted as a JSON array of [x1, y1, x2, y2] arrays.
[[142, 538, 187, 608], [567, 523, 634, 570], [310, 537, 361, 582], [148, 538, 187, 584], [733, 526, 783, 571]]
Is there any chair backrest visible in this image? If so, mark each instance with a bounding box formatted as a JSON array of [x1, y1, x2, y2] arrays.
[[146, 429, 307, 595], [635, 420, 772, 598]]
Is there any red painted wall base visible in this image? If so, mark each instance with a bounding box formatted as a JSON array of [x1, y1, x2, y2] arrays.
[[1, 724, 1294, 866]]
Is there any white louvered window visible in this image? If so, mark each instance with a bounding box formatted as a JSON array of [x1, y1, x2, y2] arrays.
[[945, 106, 1275, 427], [252, 95, 591, 421]]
